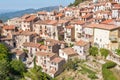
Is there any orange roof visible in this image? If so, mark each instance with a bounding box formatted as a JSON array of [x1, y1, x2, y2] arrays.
[[12, 49, 24, 56], [66, 25, 74, 29], [58, 20, 69, 24], [39, 45, 47, 50], [61, 48, 77, 56], [21, 14, 30, 19], [48, 20, 57, 25], [86, 23, 119, 30], [75, 40, 88, 46], [23, 42, 41, 48], [51, 57, 64, 63], [75, 20, 85, 25], [36, 51, 56, 58], [101, 19, 113, 24], [113, 7, 120, 10], [25, 15, 36, 22], [56, 13, 64, 17], [3, 25, 15, 30], [113, 3, 120, 7]]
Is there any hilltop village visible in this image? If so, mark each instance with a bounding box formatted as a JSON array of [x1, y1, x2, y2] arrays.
[[0, 0, 120, 80]]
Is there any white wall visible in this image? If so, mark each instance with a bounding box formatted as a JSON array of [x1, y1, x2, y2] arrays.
[[59, 49, 68, 61], [94, 28, 110, 48]]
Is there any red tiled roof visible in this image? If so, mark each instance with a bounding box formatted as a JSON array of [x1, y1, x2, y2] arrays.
[[101, 19, 113, 24], [23, 42, 41, 48], [39, 45, 47, 50], [25, 15, 36, 22], [36, 51, 56, 58], [66, 25, 74, 29], [86, 23, 119, 30], [56, 13, 64, 17], [75, 40, 88, 46], [51, 57, 64, 63], [3, 25, 15, 30], [12, 49, 24, 56], [75, 20, 85, 25], [61, 48, 77, 56]]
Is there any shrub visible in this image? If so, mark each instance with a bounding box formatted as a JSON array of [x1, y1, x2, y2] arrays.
[[89, 47, 98, 56], [102, 61, 117, 80], [100, 48, 109, 58], [103, 61, 117, 69]]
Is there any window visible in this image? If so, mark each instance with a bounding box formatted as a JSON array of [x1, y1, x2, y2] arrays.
[[96, 38, 98, 40], [100, 39, 102, 42], [80, 51, 82, 53], [54, 63, 56, 65], [45, 26, 47, 29]]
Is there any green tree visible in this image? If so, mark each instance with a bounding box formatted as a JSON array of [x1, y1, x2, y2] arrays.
[[64, 58, 80, 71], [89, 47, 98, 56], [100, 48, 109, 58], [115, 49, 120, 56], [10, 59, 26, 75], [24, 66, 52, 80], [69, 0, 84, 6], [0, 59, 10, 80], [102, 61, 117, 80], [0, 43, 9, 54]]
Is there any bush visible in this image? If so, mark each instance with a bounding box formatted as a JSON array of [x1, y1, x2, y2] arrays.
[[103, 61, 117, 69], [102, 61, 117, 80], [88, 74, 98, 79], [100, 48, 109, 58], [89, 47, 98, 56]]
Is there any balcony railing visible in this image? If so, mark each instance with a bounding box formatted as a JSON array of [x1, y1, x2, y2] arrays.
[[109, 36, 118, 42], [66, 35, 71, 38]]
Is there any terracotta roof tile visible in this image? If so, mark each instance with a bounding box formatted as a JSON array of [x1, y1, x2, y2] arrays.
[[86, 23, 119, 30], [66, 25, 74, 29], [75, 40, 88, 46], [61, 48, 77, 56], [12, 49, 24, 56], [39, 45, 47, 50], [23, 42, 41, 48], [3, 25, 15, 30], [51, 57, 64, 63], [24, 15, 37, 22], [101, 19, 113, 24], [56, 13, 64, 17], [36, 51, 56, 58]]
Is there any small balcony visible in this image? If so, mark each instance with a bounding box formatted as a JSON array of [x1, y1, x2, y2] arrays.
[[77, 33, 81, 38], [66, 35, 71, 38], [109, 36, 118, 42]]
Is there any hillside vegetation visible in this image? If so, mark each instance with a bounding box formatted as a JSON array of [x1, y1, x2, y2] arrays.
[[68, 0, 85, 6]]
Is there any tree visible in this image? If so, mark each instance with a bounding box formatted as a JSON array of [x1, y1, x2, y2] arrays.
[[102, 61, 117, 80], [0, 43, 9, 54], [100, 48, 109, 58], [69, 0, 84, 6], [89, 47, 98, 56], [10, 59, 26, 75], [23, 66, 52, 80], [115, 49, 120, 56], [0, 59, 10, 80], [64, 58, 80, 71]]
